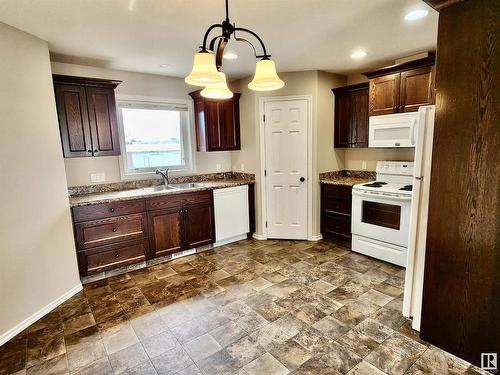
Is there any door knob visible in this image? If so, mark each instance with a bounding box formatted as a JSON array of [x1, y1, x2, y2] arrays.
[[300, 177, 305, 182]]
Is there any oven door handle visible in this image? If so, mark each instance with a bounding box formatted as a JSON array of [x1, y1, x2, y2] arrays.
[[352, 191, 412, 201]]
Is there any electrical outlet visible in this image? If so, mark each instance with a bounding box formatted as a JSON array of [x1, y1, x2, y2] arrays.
[[216, 164, 222, 172], [241, 164, 245, 172], [90, 173, 105, 183], [361, 161, 367, 170]]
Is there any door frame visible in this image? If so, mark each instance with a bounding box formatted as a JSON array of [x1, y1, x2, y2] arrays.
[[258, 95, 313, 240]]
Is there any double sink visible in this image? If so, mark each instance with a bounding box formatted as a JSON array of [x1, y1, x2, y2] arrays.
[[141, 182, 205, 193]]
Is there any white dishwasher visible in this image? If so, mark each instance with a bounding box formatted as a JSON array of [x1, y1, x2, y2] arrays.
[[213, 185, 249, 246]]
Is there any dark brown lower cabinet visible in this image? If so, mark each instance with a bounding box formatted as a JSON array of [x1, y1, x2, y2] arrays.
[[183, 202, 215, 249], [420, 0, 500, 367], [72, 190, 216, 276], [320, 184, 352, 246], [148, 208, 182, 258]]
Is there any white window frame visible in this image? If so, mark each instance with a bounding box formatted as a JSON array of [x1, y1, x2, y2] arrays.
[[116, 95, 195, 180]]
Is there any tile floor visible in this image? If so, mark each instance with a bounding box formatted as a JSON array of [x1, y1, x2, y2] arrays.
[[0, 240, 489, 375]]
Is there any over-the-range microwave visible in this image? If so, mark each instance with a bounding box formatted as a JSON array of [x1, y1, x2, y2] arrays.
[[369, 112, 418, 148]]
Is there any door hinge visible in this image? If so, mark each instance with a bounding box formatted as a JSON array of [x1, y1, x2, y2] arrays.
[[264, 169, 267, 177], [263, 114, 266, 123], [265, 221, 268, 228]]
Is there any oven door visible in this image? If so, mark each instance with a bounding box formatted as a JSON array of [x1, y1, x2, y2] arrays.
[[352, 190, 412, 247]]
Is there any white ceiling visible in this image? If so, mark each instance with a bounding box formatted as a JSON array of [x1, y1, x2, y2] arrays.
[[0, 0, 438, 79]]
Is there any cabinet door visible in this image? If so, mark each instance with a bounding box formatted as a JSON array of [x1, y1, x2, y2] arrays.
[[86, 87, 120, 156], [54, 84, 93, 157], [369, 73, 401, 116], [205, 101, 224, 151], [400, 66, 434, 112], [148, 208, 183, 258], [183, 202, 215, 249], [219, 96, 241, 150], [352, 88, 369, 147], [334, 92, 352, 148]]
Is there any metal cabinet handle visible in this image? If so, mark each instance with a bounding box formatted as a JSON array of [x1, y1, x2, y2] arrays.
[[114, 253, 120, 258], [112, 228, 117, 232], [300, 177, 305, 182], [87, 150, 92, 153], [110, 208, 115, 212]]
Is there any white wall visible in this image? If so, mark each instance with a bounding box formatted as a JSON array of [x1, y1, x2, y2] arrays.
[[0, 23, 81, 342], [51, 62, 232, 187]]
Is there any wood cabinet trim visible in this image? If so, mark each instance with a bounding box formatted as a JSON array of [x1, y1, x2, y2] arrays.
[[53, 74, 122, 88], [363, 54, 436, 79]]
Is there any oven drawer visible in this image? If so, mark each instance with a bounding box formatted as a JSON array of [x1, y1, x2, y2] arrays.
[[321, 212, 351, 238], [75, 213, 148, 249], [78, 238, 148, 275], [72, 199, 146, 222]]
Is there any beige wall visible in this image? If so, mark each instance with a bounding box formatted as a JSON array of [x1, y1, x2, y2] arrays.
[[51, 62, 232, 187], [232, 71, 346, 237], [344, 148, 415, 170], [0, 23, 80, 341]]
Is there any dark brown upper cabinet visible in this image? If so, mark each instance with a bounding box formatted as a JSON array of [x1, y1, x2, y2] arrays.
[[189, 90, 241, 152], [53, 75, 122, 158], [364, 54, 435, 116], [332, 83, 369, 148]]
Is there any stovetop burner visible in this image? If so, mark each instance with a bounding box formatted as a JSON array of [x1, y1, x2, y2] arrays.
[[399, 185, 413, 191], [363, 181, 388, 188]]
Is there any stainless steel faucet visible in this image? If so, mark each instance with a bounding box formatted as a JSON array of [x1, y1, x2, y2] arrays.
[[155, 169, 170, 186]]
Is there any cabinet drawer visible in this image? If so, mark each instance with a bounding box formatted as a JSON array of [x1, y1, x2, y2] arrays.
[[78, 238, 148, 275], [321, 184, 352, 200], [75, 213, 148, 249], [321, 213, 351, 238], [322, 198, 351, 216], [73, 199, 146, 222], [146, 190, 212, 211]]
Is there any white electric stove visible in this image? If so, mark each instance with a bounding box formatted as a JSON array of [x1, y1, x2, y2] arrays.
[[351, 161, 414, 267]]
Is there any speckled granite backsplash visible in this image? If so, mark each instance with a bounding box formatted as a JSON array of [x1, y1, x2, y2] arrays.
[[68, 172, 255, 196], [319, 170, 376, 180], [319, 170, 376, 186]]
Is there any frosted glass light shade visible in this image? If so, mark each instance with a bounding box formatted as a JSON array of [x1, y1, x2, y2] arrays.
[[185, 51, 223, 86], [201, 72, 233, 99], [248, 59, 285, 91]]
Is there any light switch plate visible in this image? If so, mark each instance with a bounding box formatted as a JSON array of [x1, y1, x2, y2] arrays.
[[216, 164, 222, 172], [361, 161, 367, 170], [90, 173, 106, 183], [241, 164, 245, 172]]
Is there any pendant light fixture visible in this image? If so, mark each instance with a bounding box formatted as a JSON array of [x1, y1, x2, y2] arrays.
[[201, 72, 233, 99], [185, 0, 284, 98]]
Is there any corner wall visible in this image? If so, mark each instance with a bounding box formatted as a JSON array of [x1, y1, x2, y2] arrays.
[[231, 71, 346, 237], [0, 23, 81, 343]]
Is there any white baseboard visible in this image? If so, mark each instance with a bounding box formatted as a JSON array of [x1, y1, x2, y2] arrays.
[[214, 233, 248, 247], [252, 233, 267, 240], [0, 283, 82, 346], [308, 234, 323, 241]]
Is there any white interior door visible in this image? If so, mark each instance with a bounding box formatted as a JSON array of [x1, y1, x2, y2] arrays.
[[264, 99, 308, 240]]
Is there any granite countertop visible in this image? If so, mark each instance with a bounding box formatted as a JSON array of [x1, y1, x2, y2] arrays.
[[68, 172, 254, 207], [319, 170, 376, 187]]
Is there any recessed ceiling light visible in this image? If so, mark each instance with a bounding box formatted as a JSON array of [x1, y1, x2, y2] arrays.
[[405, 9, 429, 21], [223, 52, 238, 60], [159, 64, 170, 68], [351, 51, 368, 59]]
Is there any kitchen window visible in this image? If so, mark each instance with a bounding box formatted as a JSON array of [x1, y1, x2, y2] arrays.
[[117, 98, 193, 177]]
